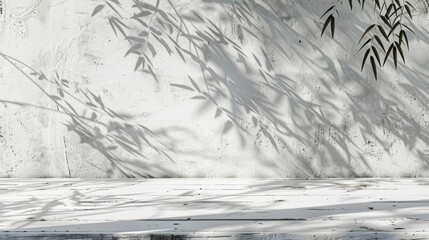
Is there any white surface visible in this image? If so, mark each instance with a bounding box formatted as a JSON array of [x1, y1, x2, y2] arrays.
[[0, 0, 429, 178], [0, 178, 429, 239]]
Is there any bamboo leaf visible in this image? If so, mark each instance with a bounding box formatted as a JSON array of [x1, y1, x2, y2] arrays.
[[358, 38, 372, 52], [395, 41, 405, 63], [402, 24, 415, 34], [134, 57, 143, 71], [403, 31, 409, 49], [370, 56, 378, 80], [127, 36, 146, 43], [261, 127, 279, 152], [59, 89, 64, 98], [389, 4, 400, 17], [361, 48, 371, 71], [133, 17, 149, 27], [374, 0, 381, 9], [113, 16, 129, 29], [378, 25, 389, 40], [359, 24, 376, 43], [176, 47, 186, 63], [134, 10, 152, 18], [394, 0, 401, 7], [386, 4, 394, 17], [191, 95, 206, 100], [171, 84, 194, 91], [372, 46, 381, 65], [321, 15, 333, 36], [110, 0, 121, 6], [383, 43, 394, 65], [91, 5, 105, 17], [147, 42, 156, 57], [387, 21, 400, 37], [110, 17, 127, 37], [405, 1, 416, 10], [393, 46, 398, 69], [380, 15, 391, 27], [188, 77, 200, 92], [374, 35, 385, 52], [152, 34, 172, 55], [108, 18, 118, 36], [50, 95, 61, 101], [404, 5, 412, 18], [321, 6, 334, 19], [399, 30, 404, 45], [138, 31, 149, 37], [125, 44, 142, 57], [106, 1, 122, 18]]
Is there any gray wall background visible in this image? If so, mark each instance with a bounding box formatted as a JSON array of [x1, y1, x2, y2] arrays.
[[1, 0, 429, 177]]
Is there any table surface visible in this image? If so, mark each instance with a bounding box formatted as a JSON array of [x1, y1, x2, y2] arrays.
[[0, 178, 428, 239]]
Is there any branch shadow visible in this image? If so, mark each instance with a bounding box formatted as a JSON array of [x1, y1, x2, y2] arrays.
[[0, 52, 185, 178], [2, 0, 429, 177], [1, 179, 429, 239], [98, 0, 429, 177]]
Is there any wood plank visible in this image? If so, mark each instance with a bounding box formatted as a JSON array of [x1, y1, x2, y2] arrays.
[[0, 179, 428, 239]]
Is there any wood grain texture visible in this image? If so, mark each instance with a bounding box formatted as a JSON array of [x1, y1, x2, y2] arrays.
[[0, 178, 428, 239]]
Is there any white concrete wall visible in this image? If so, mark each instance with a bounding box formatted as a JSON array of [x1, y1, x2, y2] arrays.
[[0, 0, 429, 177]]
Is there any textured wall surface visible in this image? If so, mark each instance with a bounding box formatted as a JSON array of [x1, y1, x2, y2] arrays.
[[0, 0, 429, 178]]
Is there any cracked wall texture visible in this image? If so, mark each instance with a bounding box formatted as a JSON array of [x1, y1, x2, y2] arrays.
[[0, 0, 429, 177]]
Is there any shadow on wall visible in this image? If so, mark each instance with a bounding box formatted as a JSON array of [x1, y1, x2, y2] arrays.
[[0, 53, 182, 178], [91, 0, 429, 176], [1, 0, 429, 177]]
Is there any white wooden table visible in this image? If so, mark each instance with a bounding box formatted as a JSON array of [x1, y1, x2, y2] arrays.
[[0, 178, 428, 239]]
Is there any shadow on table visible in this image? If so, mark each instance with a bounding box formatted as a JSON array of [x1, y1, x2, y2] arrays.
[[1, 179, 428, 239]]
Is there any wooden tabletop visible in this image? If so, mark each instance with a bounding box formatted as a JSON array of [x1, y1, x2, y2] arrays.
[[0, 178, 428, 239]]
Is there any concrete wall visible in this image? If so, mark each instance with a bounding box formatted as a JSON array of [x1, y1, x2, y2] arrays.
[[1, 0, 429, 178]]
